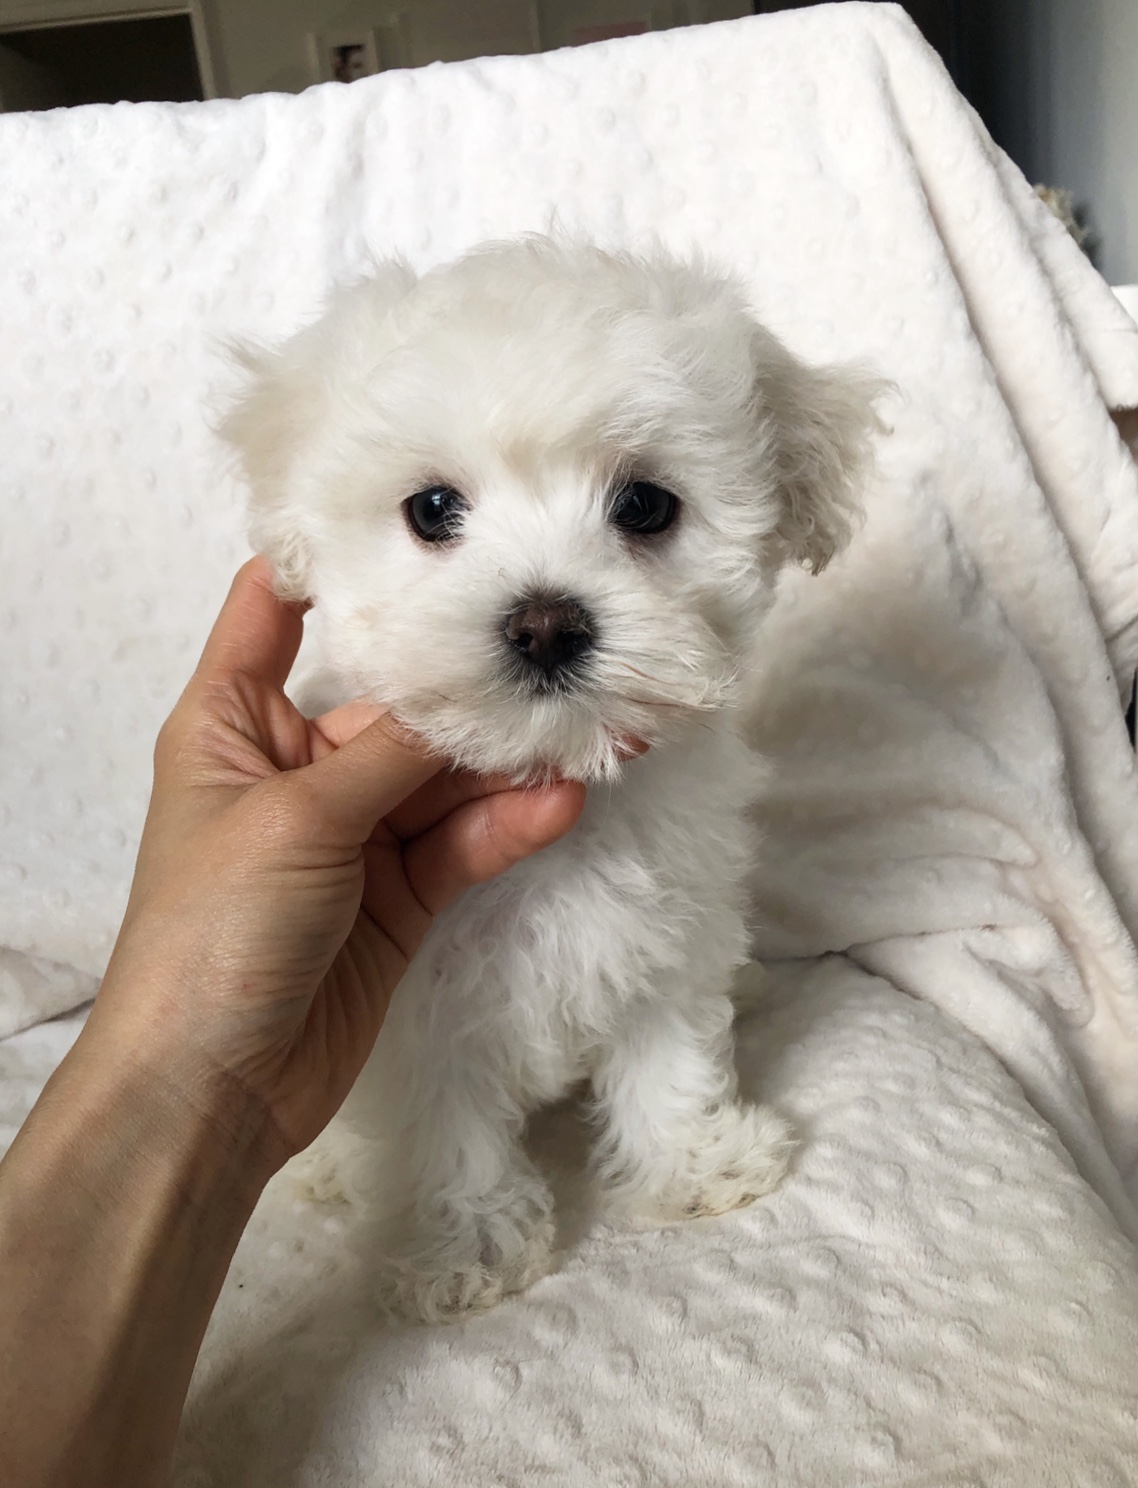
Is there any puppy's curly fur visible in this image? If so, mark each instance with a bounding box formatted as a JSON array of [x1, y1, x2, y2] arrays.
[[224, 237, 883, 1322]]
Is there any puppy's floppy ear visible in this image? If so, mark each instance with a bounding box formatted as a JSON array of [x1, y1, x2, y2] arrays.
[[219, 260, 417, 600], [219, 338, 322, 602], [752, 325, 888, 574]]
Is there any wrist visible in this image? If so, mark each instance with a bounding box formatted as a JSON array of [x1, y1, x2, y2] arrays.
[[69, 1004, 286, 1202], [86, 936, 301, 1182], [7, 1019, 276, 1229]]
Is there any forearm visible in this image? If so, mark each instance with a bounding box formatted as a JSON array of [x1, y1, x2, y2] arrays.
[[0, 1023, 275, 1488]]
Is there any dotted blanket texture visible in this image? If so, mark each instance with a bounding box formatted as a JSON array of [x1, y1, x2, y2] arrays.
[[2, 5, 1138, 1483]]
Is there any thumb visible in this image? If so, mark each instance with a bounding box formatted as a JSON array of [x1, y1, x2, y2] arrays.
[[296, 711, 441, 841]]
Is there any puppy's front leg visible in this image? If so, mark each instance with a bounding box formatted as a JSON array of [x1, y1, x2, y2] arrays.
[[589, 987, 793, 1220], [379, 1072, 555, 1324]]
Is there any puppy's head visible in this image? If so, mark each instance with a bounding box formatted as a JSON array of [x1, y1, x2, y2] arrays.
[[223, 238, 884, 780]]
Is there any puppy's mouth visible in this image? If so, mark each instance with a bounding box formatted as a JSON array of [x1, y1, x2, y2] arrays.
[[503, 654, 590, 699]]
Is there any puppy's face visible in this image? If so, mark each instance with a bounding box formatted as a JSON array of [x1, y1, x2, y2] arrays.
[[225, 240, 881, 780]]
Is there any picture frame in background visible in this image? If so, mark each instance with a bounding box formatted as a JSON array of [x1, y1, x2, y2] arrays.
[[307, 28, 382, 85]]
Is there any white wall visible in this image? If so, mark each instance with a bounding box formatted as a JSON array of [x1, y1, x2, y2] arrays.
[[982, 0, 1138, 283], [1043, 0, 1138, 283]]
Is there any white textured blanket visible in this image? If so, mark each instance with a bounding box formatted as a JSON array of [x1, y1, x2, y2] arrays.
[[2, 4, 1138, 1484]]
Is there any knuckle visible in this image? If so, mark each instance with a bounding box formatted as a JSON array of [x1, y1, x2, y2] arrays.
[[152, 708, 189, 774]]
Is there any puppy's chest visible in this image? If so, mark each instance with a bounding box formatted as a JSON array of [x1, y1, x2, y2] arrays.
[[416, 736, 759, 1020]]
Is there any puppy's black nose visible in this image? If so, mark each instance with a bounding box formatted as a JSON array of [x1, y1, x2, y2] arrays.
[[504, 596, 595, 676]]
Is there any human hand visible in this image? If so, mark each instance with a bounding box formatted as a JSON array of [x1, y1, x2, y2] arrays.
[[88, 558, 587, 1168]]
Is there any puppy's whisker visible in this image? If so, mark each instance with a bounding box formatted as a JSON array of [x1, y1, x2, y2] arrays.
[[616, 662, 672, 684], [611, 692, 710, 714], [611, 660, 732, 701]]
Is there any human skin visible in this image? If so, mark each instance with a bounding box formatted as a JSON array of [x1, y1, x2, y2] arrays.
[[0, 558, 587, 1487]]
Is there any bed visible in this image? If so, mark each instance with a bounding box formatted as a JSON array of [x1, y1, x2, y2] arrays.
[[2, 5, 1137, 1483]]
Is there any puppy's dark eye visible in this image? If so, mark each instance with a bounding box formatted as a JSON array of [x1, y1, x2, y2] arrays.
[[405, 485, 468, 543], [609, 480, 678, 536]]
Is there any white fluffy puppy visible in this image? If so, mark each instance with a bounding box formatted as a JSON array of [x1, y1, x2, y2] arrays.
[[224, 237, 881, 1323]]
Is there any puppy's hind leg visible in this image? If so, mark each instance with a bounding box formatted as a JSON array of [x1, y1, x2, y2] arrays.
[[589, 985, 793, 1221]]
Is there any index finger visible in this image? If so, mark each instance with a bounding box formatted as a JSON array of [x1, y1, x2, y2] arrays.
[[195, 556, 305, 692]]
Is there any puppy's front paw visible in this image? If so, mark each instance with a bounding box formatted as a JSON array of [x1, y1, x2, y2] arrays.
[[658, 1102, 794, 1221], [378, 1223, 554, 1324], [377, 1183, 556, 1324]]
